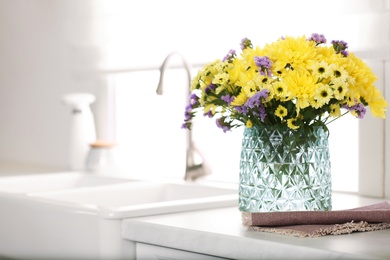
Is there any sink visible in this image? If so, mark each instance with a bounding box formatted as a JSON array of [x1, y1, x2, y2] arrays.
[[28, 181, 238, 219], [0, 172, 135, 194], [0, 172, 237, 259]]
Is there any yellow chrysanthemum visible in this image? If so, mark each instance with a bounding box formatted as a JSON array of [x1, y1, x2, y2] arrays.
[[311, 60, 332, 79], [344, 91, 359, 107], [287, 118, 300, 130], [203, 104, 217, 116], [230, 91, 248, 106], [329, 104, 341, 118], [262, 35, 318, 74], [331, 78, 349, 100], [275, 105, 288, 119], [364, 87, 388, 118], [329, 64, 349, 82], [212, 73, 229, 89], [282, 70, 318, 114], [313, 84, 333, 108], [246, 119, 253, 128], [272, 81, 290, 101]]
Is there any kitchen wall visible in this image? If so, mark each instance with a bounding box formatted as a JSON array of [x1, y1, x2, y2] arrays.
[[0, 0, 389, 172], [0, 0, 103, 169]]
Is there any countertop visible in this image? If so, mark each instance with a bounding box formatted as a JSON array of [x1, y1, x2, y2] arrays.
[[122, 193, 390, 260]]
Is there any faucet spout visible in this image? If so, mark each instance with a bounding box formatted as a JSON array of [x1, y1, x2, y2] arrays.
[[156, 52, 210, 181]]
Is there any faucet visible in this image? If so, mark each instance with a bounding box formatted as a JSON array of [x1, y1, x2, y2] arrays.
[[156, 52, 210, 181]]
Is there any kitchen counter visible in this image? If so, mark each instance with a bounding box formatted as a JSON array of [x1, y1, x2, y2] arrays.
[[122, 193, 390, 260]]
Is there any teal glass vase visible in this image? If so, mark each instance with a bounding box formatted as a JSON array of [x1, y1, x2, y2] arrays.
[[239, 125, 332, 212]]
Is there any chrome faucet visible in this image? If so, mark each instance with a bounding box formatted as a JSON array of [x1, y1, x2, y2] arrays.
[[156, 52, 210, 181]]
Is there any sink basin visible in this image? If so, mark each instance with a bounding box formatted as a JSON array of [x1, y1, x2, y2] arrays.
[[0, 172, 237, 259], [0, 172, 135, 194], [28, 181, 238, 219]]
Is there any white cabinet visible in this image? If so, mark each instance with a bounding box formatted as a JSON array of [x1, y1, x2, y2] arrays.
[[136, 243, 229, 260]]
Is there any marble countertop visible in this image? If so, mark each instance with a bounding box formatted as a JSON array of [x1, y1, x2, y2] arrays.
[[122, 193, 390, 260]]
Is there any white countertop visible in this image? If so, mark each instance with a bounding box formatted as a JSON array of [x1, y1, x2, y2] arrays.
[[122, 193, 390, 260]]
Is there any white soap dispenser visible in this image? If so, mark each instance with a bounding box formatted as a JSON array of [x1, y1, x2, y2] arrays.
[[62, 93, 97, 171]]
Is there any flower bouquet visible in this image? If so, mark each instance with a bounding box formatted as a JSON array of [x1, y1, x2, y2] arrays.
[[182, 33, 387, 212], [182, 33, 387, 132]]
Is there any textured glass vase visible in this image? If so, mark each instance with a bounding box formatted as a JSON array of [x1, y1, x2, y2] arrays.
[[239, 125, 332, 212]]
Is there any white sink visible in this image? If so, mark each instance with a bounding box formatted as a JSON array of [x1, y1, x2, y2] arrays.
[[0, 172, 238, 259], [0, 172, 135, 194], [28, 181, 238, 219]]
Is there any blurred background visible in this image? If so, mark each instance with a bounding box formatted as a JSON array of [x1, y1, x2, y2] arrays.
[[0, 0, 388, 196]]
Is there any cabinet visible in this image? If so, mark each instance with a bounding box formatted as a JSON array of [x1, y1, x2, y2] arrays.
[[136, 243, 229, 260]]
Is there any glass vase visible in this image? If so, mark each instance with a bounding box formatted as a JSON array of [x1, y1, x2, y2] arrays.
[[238, 125, 332, 212]]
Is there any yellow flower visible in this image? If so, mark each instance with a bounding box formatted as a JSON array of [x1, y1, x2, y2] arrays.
[[311, 60, 332, 79], [282, 70, 317, 114], [287, 118, 300, 130], [203, 104, 217, 116], [272, 81, 290, 101], [313, 84, 333, 108], [246, 119, 253, 128], [263, 35, 318, 74], [329, 104, 341, 118], [230, 91, 248, 106], [275, 105, 288, 119], [329, 64, 349, 82], [212, 72, 229, 86], [365, 87, 388, 118], [331, 78, 349, 100]]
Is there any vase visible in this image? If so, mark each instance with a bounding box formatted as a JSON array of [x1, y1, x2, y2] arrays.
[[238, 125, 332, 212]]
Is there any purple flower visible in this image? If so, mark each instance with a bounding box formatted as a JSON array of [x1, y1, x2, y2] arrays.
[[341, 50, 349, 57], [307, 33, 327, 45], [181, 93, 200, 130], [203, 110, 213, 118], [245, 89, 269, 108], [240, 38, 252, 50], [258, 106, 266, 122], [184, 105, 192, 120], [223, 49, 236, 62], [205, 84, 216, 94], [331, 40, 348, 56], [189, 93, 199, 105], [343, 103, 366, 118], [216, 117, 231, 133], [181, 122, 190, 129], [254, 56, 273, 76], [234, 105, 248, 115], [221, 94, 234, 105]]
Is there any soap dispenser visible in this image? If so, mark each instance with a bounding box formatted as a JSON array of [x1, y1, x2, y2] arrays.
[[62, 93, 97, 171]]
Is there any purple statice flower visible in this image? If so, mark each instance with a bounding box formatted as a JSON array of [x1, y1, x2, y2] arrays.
[[331, 40, 349, 56], [181, 93, 200, 130], [183, 104, 192, 120], [245, 89, 270, 108], [189, 93, 199, 105], [242, 89, 269, 122], [223, 49, 236, 62], [181, 122, 190, 129], [216, 117, 231, 133], [307, 33, 326, 45], [343, 103, 367, 119], [203, 110, 213, 118], [234, 105, 248, 115], [205, 84, 216, 95], [341, 50, 349, 57], [254, 56, 273, 76], [240, 38, 253, 50], [258, 106, 266, 122], [221, 94, 234, 105]]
